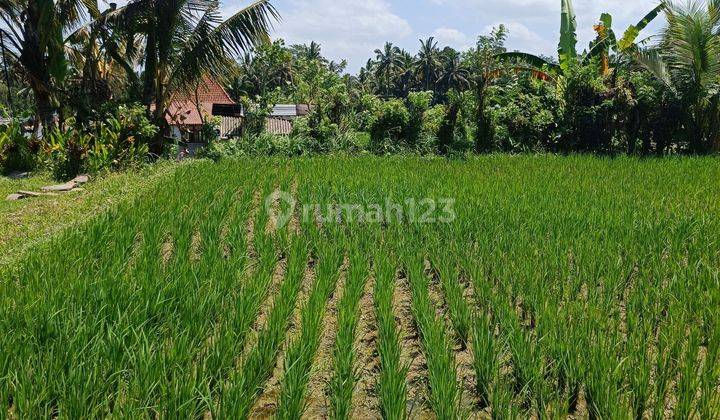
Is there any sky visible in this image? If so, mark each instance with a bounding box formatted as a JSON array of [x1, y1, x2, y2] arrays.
[[222, 0, 666, 72]]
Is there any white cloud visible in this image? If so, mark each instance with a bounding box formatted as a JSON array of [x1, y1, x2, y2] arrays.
[[431, 27, 472, 50], [264, 0, 412, 71], [485, 21, 556, 56], [214, 0, 666, 72]]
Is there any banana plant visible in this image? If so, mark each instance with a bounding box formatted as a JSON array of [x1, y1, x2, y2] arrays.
[[586, 4, 666, 75], [497, 0, 665, 80]]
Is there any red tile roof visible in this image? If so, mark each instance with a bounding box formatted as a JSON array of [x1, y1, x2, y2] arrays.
[[165, 76, 235, 127]]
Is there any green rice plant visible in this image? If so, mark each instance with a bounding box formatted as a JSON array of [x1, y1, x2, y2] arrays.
[[698, 305, 720, 418], [328, 245, 370, 419], [373, 248, 408, 420], [275, 230, 344, 419], [652, 328, 683, 420], [675, 329, 701, 419], [471, 311, 498, 408], [490, 376, 521, 420], [2, 155, 720, 417], [219, 237, 309, 417], [584, 325, 629, 420], [432, 250, 472, 346], [400, 248, 462, 419], [626, 312, 653, 419]]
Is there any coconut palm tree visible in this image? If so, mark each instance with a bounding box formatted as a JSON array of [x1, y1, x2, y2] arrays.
[[438, 48, 471, 93], [635, 0, 720, 153], [64, 1, 145, 124], [115, 0, 278, 125], [415, 37, 440, 91], [374, 42, 404, 97], [0, 0, 99, 131], [292, 41, 324, 62]]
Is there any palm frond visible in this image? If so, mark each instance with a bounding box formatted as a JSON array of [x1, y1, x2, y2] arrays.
[[167, 0, 278, 98], [633, 48, 673, 88]]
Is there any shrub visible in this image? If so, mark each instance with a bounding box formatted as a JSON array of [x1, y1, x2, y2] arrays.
[[110, 104, 159, 147], [42, 129, 91, 180], [41, 109, 155, 180], [0, 122, 36, 174], [291, 112, 339, 153], [404, 91, 433, 146], [558, 64, 615, 153], [368, 99, 410, 154], [491, 76, 558, 152], [329, 131, 369, 154], [422, 105, 446, 139], [437, 92, 462, 155], [86, 117, 150, 174]]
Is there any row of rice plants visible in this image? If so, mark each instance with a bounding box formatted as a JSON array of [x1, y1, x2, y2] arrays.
[[372, 247, 408, 420], [327, 242, 371, 418], [275, 227, 344, 418], [0, 161, 271, 416], [2, 161, 282, 416], [398, 239, 462, 418], [219, 236, 309, 417]]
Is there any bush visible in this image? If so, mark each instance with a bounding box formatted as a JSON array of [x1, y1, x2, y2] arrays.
[[491, 76, 558, 152], [0, 123, 36, 174], [41, 108, 155, 180], [42, 129, 91, 180], [291, 113, 339, 153], [558, 64, 615, 154], [422, 105, 446, 139], [404, 91, 433, 146], [368, 99, 410, 154]]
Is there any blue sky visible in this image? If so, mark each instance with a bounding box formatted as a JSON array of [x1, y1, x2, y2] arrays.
[[232, 0, 665, 72]]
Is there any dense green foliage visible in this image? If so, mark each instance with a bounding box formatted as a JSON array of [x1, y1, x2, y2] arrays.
[[2, 0, 720, 179], [1, 156, 719, 417]]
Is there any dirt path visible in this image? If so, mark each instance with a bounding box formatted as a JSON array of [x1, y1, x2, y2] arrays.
[[394, 270, 433, 419], [350, 274, 380, 419], [250, 257, 316, 418]]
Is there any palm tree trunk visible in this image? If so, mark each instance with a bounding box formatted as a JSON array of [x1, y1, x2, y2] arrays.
[[32, 83, 57, 135], [21, 8, 57, 135], [143, 31, 158, 108], [474, 85, 493, 153]]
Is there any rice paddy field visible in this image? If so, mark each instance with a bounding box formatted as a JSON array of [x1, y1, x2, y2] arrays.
[[1, 155, 719, 419]]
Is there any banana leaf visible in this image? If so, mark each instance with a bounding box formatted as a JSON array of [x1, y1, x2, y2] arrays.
[[618, 3, 665, 51], [558, 0, 578, 71]]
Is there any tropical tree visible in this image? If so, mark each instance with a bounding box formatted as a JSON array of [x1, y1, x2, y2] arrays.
[[392, 49, 416, 98], [0, 0, 99, 131], [65, 2, 144, 125], [374, 42, 404, 97], [229, 39, 293, 99], [438, 48, 471, 94], [115, 0, 278, 128], [415, 37, 441, 91], [635, 0, 720, 153], [465, 25, 507, 152], [291, 41, 326, 63]]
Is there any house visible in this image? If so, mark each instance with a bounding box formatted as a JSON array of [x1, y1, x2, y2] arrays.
[[264, 104, 311, 135], [164, 76, 244, 142], [163, 77, 311, 142]]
